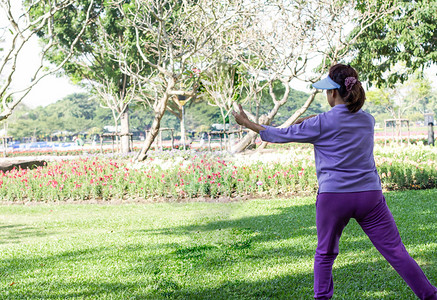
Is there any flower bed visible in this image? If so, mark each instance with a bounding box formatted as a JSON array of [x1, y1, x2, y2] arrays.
[[374, 145, 437, 190], [0, 145, 435, 202]]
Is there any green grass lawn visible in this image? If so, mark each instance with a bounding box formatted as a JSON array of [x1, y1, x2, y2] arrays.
[[1, 189, 436, 299]]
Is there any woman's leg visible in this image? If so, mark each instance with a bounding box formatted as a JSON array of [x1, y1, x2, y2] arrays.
[[357, 193, 437, 300], [314, 193, 352, 300]]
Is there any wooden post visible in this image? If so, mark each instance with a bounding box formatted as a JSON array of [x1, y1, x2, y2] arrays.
[[129, 134, 133, 151], [428, 122, 435, 146], [407, 120, 410, 145], [111, 135, 115, 153], [159, 129, 163, 151], [171, 129, 174, 149], [181, 105, 186, 150], [391, 122, 395, 145], [100, 134, 103, 154], [2, 137, 6, 158], [208, 132, 211, 152], [224, 131, 227, 151]]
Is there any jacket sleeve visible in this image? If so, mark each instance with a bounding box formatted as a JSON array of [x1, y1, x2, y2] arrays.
[[259, 116, 321, 144]]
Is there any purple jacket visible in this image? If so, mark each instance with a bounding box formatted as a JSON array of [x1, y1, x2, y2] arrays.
[[259, 104, 382, 193]]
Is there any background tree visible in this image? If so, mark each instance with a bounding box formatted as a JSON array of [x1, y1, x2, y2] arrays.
[[111, 0, 245, 161], [0, 0, 94, 120], [91, 76, 135, 153], [352, 0, 437, 87], [200, 61, 243, 149], [367, 74, 434, 120], [366, 74, 436, 140], [158, 67, 202, 150], [4, 88, 316, 141], [6, 93, 108, 140], [226, 0, 396, 152], [30, 0, 138, 153]]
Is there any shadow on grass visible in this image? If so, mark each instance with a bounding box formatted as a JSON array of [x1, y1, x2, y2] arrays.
[[139, 201, 317, 244], [1, 190, 436, 299], [0, 224, 52, 245], [136, 190, 437, 259], [1, 254, 421, 299]]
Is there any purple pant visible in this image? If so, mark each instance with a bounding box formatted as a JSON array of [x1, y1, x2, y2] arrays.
[[314, 190, 437, 300]]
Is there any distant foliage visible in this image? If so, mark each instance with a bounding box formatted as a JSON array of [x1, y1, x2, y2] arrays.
[[6, 87, 316, 140]]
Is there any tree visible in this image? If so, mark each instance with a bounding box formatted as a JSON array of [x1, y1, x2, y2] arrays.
[[366, 74, 435, 141], [0, 0, 94, 120], [184, 100, 222, 132], [352, 0, 437, 87], [226, 0, 396, 152], [111, 0, 244, 161], [200, 61, 243, 149], [158, 68, 202, 150], [367, 74, 434, 120], [91, 76, 136, 153], [29, 0, 139, 153]]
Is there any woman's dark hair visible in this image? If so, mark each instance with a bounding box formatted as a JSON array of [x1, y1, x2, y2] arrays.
[[329, 64, 366, 113]]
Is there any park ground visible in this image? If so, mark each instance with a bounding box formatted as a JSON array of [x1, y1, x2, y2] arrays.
[[1, 189, 436, 299]]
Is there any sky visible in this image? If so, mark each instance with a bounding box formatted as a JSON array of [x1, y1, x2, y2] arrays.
[[0, 2, 84, 109], [21, 74, 85, 108], [11, 37, 86, 108]]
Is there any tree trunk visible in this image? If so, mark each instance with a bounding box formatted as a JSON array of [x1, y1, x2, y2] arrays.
[[222, 118, 228, 151], [135, 78, 174, 161], [0, 159, 47, 172], [120, 105, 130, 153], [232, 131, 258, 153], [181, 105, 186, 150]]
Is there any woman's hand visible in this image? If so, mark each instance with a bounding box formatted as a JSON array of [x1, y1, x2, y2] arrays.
[[232, 104, 265, 133], [232, 104, 249, 126]]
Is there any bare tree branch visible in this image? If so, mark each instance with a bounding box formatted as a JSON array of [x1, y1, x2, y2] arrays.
[[0, 0, 95, 121]]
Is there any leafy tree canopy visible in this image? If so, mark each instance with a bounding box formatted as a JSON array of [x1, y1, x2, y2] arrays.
[[352, 0, 437, 87]]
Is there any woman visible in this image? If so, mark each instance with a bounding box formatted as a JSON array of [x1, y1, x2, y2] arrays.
[[232, 64, 437, 300]]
